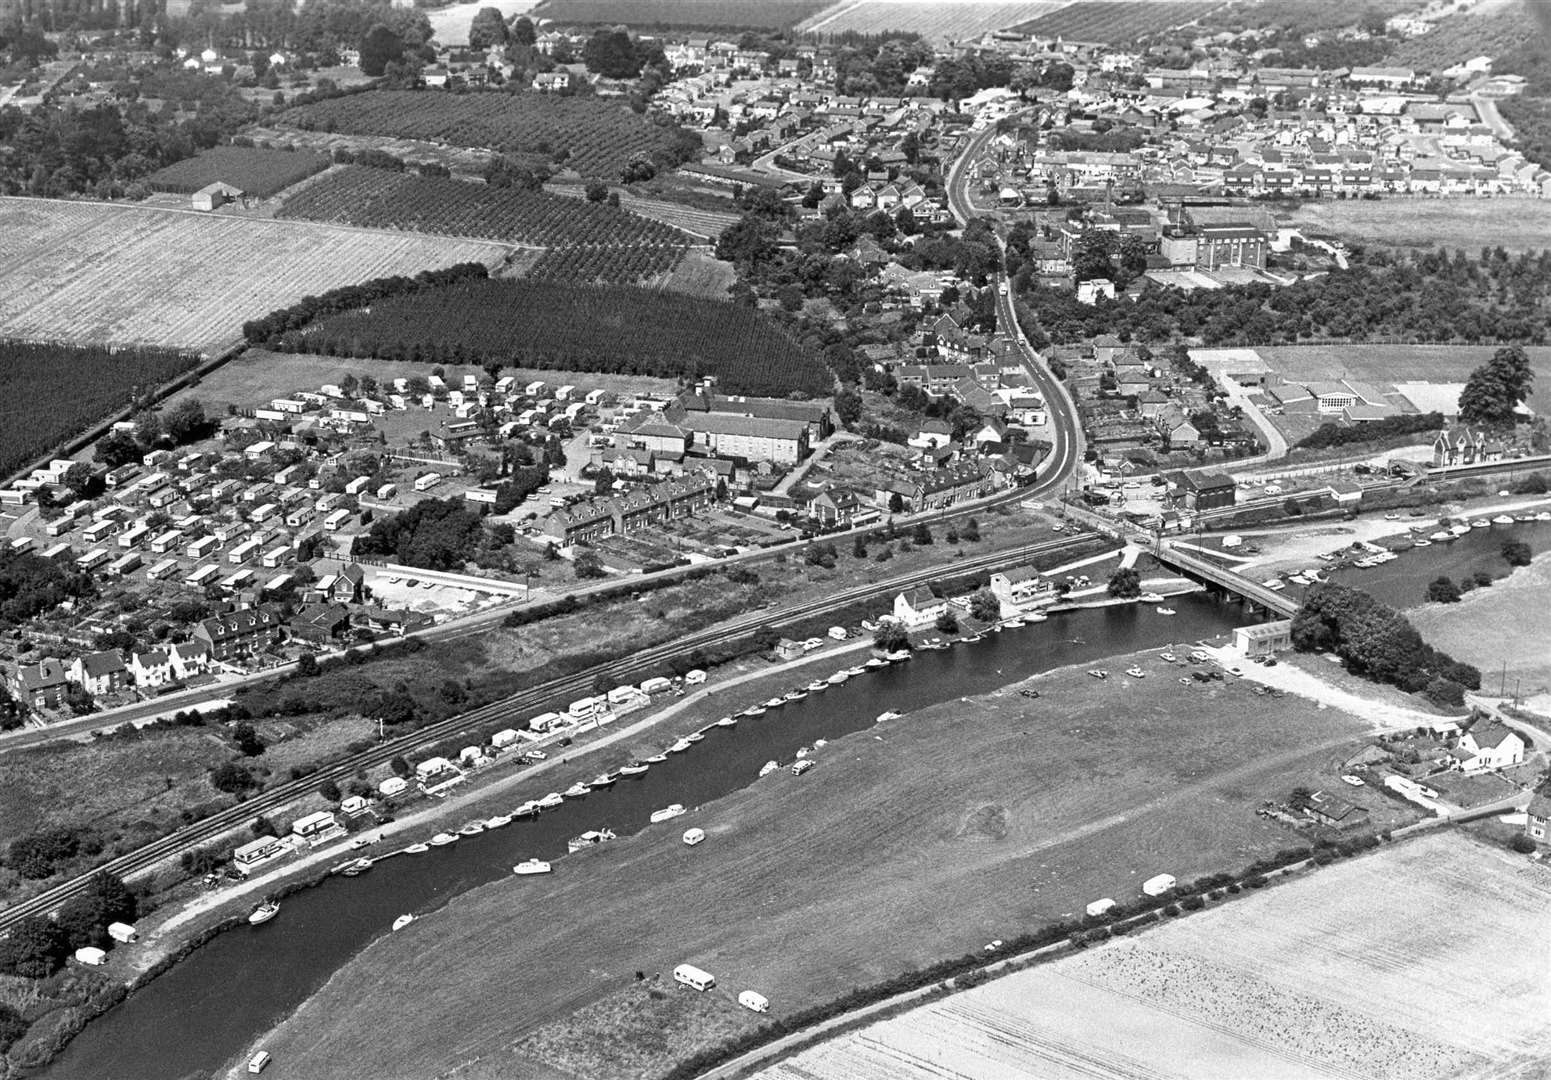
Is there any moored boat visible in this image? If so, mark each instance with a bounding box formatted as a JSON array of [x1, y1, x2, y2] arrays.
[[563, 784, 590, 798], [485, 814, 512, 829], [1125, 666, 1146, 678], [783, 690, 807, 701], [1470, 519, 1490, 529], [876, 710, 903, 722], [514, 802, 540, 818], [806, 680, 828, 692], [644, 753, 669, 764], [429, 832, 458, 846], [685, 731, 705, 744], [588, 772, 618, 789], [885, 650, 912, 661], [1003, 617, 1026, 628], [1431, 530, 1454, 541], [865, 657, 887, 668], [740, 705, 767, 716], [457, 821, 485, 836], [843, 665, 867, 677], [715, 716, 737, 727], [650, 803, 686, 823], [1155, 607, 1176, 616], [668, 738, 693, 753], [537, 792, 566, 809], [566, 828, 616, 854], [1493, 515, 1514, 525], [391, 914, 415, 931], [1414, 539, 1432, 547], [248, 901, 280, 926], [513, 859, 552, 875], [763, 697, 785, 709], [404, 842, 430, 854], [619, 761, 650, 775], [827, 671, 849, 684], [758, 760, 779, 777], [338, 858, 372, 877]]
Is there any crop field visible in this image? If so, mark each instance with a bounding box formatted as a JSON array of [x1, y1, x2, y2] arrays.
[[1387, 6, 1536, 70], [245, 654, 1404, 1080], [1197, 0, 1417, 36], [1008, 0, 1222, 42], [0, 198, 510, 355], [278, 91, 693, 180], [524, 243, 686, 285], [795, 0, 1071, 40], [530, 0, 831, 28], [768, 832, 1551, 1080], [291, 278, 828, 396], [277, 166, 685, 250], [0, 343, 198, 476], [1281, 195, 1550, 255], [143, 146, 329, 198], [426, 0, 541, 46]]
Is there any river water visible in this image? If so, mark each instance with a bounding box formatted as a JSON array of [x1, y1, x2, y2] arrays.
[[45, 595, 1255, 1080]]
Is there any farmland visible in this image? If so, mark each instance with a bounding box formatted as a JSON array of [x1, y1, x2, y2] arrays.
[[524, 242, 686, 285], [0, 343, 198, 476], [143, 146, 329, 198], [277, 91, 699, 180], [0, 198, 510, 355], [766, 832, 1551, 1080], [530, 0, 831, 28], [426, 0, 540, 46], [1281, 195, 1551, 255], [1387, 6, 1537, 70], [794, 0, 1069, 40], [1008, 0, 1222, 42], [277, 166, 686, 253], [289, 278, 829, 396], [242, 652, 1402, 1079], [1197, 0, 1418, 36]]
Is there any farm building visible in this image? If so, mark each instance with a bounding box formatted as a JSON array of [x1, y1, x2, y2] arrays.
[[191, 182, 244, 212]]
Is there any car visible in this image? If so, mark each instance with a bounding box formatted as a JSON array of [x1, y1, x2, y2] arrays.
[[1052, 523, 1064, 532], [1500, 490, 1512, 497], [1228, 667, 1243, 677]]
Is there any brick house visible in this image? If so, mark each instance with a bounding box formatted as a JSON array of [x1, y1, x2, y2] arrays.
[[11, 658, 69, 709], [194, 607, 283, 661], [69, 651, 130, 696]]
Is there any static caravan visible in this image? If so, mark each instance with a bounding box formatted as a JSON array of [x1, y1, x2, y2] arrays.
[[673, 964, 715, 992], [639, 676, 673, 694], [146, 558, 179, 582], [494, 376, 515, 395], [283, 506, 314, 530], [567, 696, 599, 720], [151, 529, 184, 554], [413, 473, 441, 493], [261, 545, 290, 569], [271, 398, 306, 414], [74, 947, 108, 967], [233, 835, 284, 873], [228, 537, 263, 565], [147, 487, 179, 509], [447, 390, 465, 408], [214, 521, 250, 544], [210, 479, 241, 502], [8, 536, 34, 555], [323, 509, 352, 531], [524, 380, 546, 397], [315, 493, 343, 513], [389, 394, 407, 411], [108, 922, 138, 944], [185, 564, 221, 587], [40, 542, 73, 561], [253, 408, 287, 423], [606, 685, 639, 706], [1086, 897, 1116, 918], [1141, 874, 1176, 897], [82, 519, 117, 544], [0, 489, 30, 506], [262, 573, 293, 596], [108, 551, 142, 576], [76, 548, 111, 571], [118, 523, 150, 549], [555, 384, 576, 401], [344, 476, 371, 496], [273, 464, 302, 486], [375, 483, 397, 500], [527, 711, 564, 733], [222, 569, 256, 590], [249, 502, 278, 523], [738, 990, 769, 1013], [187, 535, 220, 559]]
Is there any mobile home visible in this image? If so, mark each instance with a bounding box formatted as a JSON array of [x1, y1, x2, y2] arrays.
[[187, 535, 220, 559], [146, 558, 179, 581], [673, 964, 715, 992], [76, 548, 111, 570], [228, 537, 262, 564], [185, 564, 221, 587]]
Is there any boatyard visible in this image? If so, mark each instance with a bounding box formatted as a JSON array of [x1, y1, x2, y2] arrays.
[[221, 637, 1418, 1080]]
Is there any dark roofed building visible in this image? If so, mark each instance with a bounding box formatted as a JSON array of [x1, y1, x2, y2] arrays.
[[11, 657, 69, 709], [1172, 469, 1236, 511], [194, 606, 283, 660]]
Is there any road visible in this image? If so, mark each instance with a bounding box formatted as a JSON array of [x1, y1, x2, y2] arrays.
[[1470, 93, 1514, 143]]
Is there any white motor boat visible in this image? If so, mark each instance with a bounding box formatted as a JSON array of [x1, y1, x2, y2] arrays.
[[668, 738, 693, 753], [758, 760, 779, 777], [567, 829, 616, 854], [563, 784, 590, 798], [429, 832, 458, 847], [650, 804, 686, 824], [513, 859, 552, 876], [1155, 607, 1176, 616], [537, 792, 566, 809], [248, 901, 280, 926], [392, 914, 415, 931], [715, 716, 737, 727]]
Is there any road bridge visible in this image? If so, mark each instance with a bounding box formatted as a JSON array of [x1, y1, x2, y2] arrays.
[[1153, 540, 1298, 618]]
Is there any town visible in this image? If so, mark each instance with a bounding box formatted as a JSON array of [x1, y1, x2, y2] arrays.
[[0, 0, 1549, 1078]]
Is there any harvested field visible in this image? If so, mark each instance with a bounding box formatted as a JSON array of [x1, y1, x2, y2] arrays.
[[244, 651, 1407, 1079], [0, 198, 508, 354], [1282, 195, 1551, 255], [1008, 0, 1221, 42], [1251, 342, 1551, 418], [796, 0, 1070, 40], [766, 831, 1551, 1080], [531, 0, 830, 28], [277, 91, 696, 180], [144, 146, 329, 198]]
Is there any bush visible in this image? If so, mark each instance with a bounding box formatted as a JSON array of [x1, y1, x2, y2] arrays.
[[1509, 833, 1537, 854]]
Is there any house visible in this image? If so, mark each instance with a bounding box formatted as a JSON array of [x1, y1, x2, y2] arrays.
[[193, 607, 283, 661], [907, 418, 953, 450], [68, 651, 130, 696], [1301, 792, 1370, 828], [289, 603, 352, 646], [129, 649, 174, 689], [11, 658, 69, 709], [328, 563, 366, 603], [1526, 789, 1551, 845], [532, 71, 573, 92], [190, 181, 242, 212], [892, 586, 947, 629], [1453, 720, 1525, 773], [169, 641, 212, 681], [808, 487, 860, 527], [989, 565, 1052, 606]]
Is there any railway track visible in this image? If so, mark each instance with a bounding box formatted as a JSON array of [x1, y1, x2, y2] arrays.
[[0, 534, 1090, 930]]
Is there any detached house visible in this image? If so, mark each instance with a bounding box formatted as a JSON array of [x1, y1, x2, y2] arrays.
[[170, 641, 212, 681], [1453, 720, 1525, 773], [892, 587, 947, 629], [69, 651, 129, 696], [11, 658, 69, 709], [989, 565, 1053, 607], [129, 649, 174, 690]]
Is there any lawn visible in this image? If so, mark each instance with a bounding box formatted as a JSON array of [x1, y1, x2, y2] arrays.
[[1410, 554, 1551, 698], [1281, 196, 1551, 254], [768, 831, 1551, 1080], [243, 649, 1400, 1079], [0, 198, 508, 355]]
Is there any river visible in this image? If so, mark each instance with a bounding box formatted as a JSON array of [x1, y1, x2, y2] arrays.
[[46, 595, 1253, 1080]]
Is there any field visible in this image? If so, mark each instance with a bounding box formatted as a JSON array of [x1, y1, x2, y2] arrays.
[[1197, 0, 1419, 36], [277, 91, 695, 180], [0, 198, 510, 355], [426, 0, 540, 46], [277, 166, 686, 255], [795, 0, 1070, 40], [524, 242, 685, 284], [1008, 0, 1222, 42], [529, 0, 831, 28], [143, 146, 329, 198], [244, 652, 1407, 1079], [0, 343, 198, 476], [1387, 5, 1537, 70], [767, 831, 1551, 1080], [291, 278, 831, 396], [1411, 555, 1551, 698], [1251, 342, 1551, 417], [1282, 196, 1551, 255], [661, 249, 738, 298]]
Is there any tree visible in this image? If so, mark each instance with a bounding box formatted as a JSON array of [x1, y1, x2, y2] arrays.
[[834, 387, 862, 427], [934, 609, 960, 635], [359, 24, 404, 76], [210, 761, 256, 794], [582, 28, 643, 78], [1107, 567, 1141, 599], [62, 461, 100, 499], [912, 522, 933, 546], [1425, 576, 1461, 603], [94, 430, 142, 468], [1509, 833, 1538, 854], [1071, 231, 1117, 283], [1424, 677, 1465, 709], [1502, 539, 1532, 567], [390, 755, 411, 778], [584, 180, 608, 203], [0, 915, 66, 977], [318, 779, 342, 802], [888, 492, 905, 514], [1459, 344, 1533, 426], [961, 517, 981, 542], [873, 621, 909, 652], [232, 722, 265, 757], [164, 398, 213, 444], [510, 14, 536, 46], [295, 651, 319, 677], [467, 6, 507, 48], [969, 588, 1001, 623], [574, 549, 605, 579]]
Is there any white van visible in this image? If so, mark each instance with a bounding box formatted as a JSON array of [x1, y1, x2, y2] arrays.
[[673, 964, 715, 992]]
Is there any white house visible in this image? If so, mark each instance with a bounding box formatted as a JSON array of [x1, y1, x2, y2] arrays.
[[892, 587, 948, 629], [907, 418, 953, 450], [68, 651, 129, 696], [129, 649, 174, 689], [1454, 720, 1525, 773], [169, 641, 212, 681], [989, 565, 1052, 607]]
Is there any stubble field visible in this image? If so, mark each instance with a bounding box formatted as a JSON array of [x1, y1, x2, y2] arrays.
[[1282, 196, 1551, 255], [242, 652, 1404, 1079], [765, 831, 1551, 1080], [0, 198, 508, 355]]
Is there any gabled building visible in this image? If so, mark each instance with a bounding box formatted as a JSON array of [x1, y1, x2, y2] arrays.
[[1453, 720, 1525, 773], [69, 651, 129, 696], [892, 586, 947, 629], [129, 649, 174, 689], [194, 607, 283, 661], [11, 658, 69, 710], [170, 641, 212, 681]]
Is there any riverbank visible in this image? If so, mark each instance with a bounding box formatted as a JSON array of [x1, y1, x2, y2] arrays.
[[231, 643, 1415, 1080], [1410, 551, 1551, 702]]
